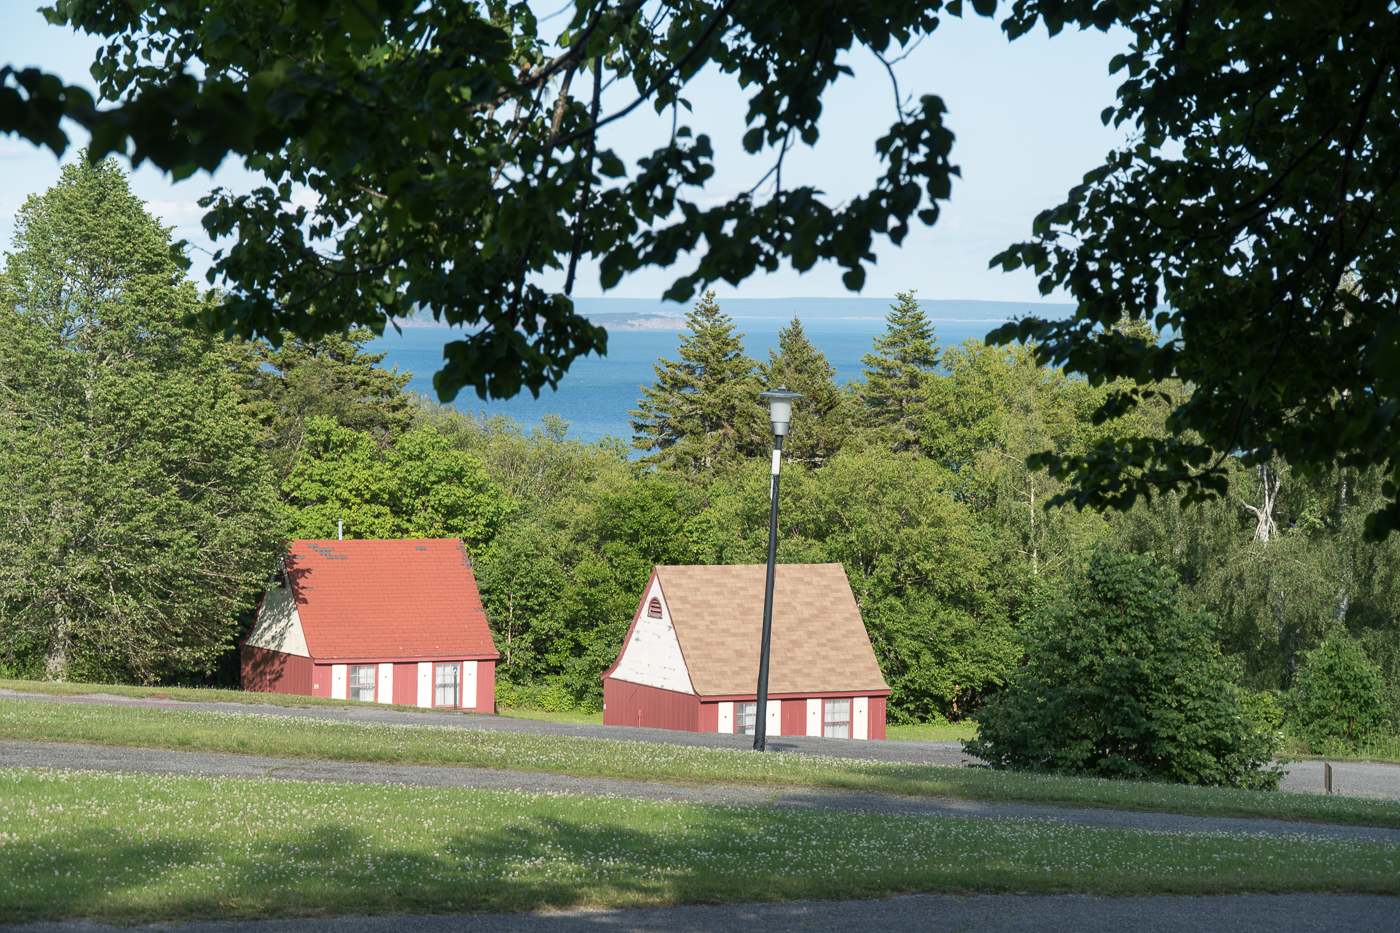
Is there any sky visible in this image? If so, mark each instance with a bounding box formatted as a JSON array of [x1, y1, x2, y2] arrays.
[[1, 4, 1132, 306]]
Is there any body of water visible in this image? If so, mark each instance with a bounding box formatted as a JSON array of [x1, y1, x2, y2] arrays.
[[369, 315, 1023, 445]]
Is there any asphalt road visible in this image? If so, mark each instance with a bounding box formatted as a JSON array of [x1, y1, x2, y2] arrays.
[[4, 689, 1400, 800], [7, 739, 1399, 844], [7, 894, 1399, 933]]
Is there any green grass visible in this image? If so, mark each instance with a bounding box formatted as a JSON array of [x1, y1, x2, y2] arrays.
[[0, 677, 436, 713], [495, 708, 605, 726], [2, 768, 1396, 925], [886, 722, 978, 742], [1282, 733, 1400, 765], [4, 699, 1400, 829]]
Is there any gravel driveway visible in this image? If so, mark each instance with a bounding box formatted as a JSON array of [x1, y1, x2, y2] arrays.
[[7, 894, 1398, 933]]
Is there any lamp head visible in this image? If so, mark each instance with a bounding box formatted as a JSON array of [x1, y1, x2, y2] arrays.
[[758, 386, 803, 437]]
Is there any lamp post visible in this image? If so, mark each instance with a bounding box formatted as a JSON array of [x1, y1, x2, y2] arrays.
[[753, 386, 802, 752]]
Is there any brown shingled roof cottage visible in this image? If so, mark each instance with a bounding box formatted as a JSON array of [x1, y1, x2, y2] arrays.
[[601, 564, 890, 739]]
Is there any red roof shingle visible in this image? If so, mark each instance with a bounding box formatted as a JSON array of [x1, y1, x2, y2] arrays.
[[284, 539, 498, 660]]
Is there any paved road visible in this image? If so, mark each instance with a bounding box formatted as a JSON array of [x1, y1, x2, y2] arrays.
[[5, 689, 1400, 799], [6, 740, 1400, 845], [7, 894, 1398, 933]]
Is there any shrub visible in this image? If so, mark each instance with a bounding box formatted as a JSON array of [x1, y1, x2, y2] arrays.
[[963, 549, 1283, 789], [494, 678, 578, 713], [1288, 631, 1387, 752]]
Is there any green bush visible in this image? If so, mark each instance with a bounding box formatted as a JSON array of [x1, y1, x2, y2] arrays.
[[494, 679, 578, 713], [1287, 631, 1387, 752], [963, 550, 1283, 789]]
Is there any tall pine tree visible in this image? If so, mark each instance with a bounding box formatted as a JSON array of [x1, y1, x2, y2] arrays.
[[858, 290, 939, 453], [225, 327, 413, 484], [0, 158, 282, 683], [759, 315, 853, 466], [630, 291, 766, 474]]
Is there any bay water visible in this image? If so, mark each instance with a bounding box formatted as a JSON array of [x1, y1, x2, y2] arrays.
[[369, 314, 1036, 445]]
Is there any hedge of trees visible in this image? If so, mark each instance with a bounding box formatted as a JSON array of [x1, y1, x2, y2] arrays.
[[3, 160, 1399, 756]]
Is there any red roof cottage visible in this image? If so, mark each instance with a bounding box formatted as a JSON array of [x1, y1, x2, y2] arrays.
[[240, 539, 498, 711], [602, 564, 890, 739]]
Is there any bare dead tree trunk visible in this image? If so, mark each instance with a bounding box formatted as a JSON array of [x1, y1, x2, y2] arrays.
[[1029, 471, 1038, 576], [44, 598, 69, 680], [1242, 462, 1280, 543]]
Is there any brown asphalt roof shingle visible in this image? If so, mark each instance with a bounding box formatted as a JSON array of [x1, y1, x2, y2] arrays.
[[655, 563, 889, 697]]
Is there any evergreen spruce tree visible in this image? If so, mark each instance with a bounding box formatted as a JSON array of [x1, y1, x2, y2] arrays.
[[0, 158, 282, 683], [858, 290, 939, 453], [629, 291, 765, 474], [226, 327, 413, 484], [759, 315, 853, 466]]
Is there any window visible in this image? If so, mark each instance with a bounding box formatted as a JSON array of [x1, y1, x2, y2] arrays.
[[736, 702, 757, 735], [435, 663, 461, 708], [647, 596, 662, 619], [349, 665, 376, 703], [823, 698, 851, 738]]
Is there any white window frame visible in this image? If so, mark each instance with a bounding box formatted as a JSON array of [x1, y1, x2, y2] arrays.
[[735, 701, 757, 735], [435, 662, 461, 709], [348, 664, 377, 703], [823, 697, 851, 738]]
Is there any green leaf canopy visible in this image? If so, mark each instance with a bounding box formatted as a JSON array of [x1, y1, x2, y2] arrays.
[[0, 157, 282, 683]]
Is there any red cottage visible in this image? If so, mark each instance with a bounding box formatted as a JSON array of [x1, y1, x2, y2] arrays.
[[240, 539, 498, 711], [602, 563, 890, 739]]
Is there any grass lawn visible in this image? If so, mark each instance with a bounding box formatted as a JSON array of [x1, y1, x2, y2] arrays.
[[495, 708, 605, 726], [3, 768, 1397, 925], [4, 699, 1400, 829], [886, 722, 978, 742], [0, 677, 412, 713], [1282, 734, 1400, 766]]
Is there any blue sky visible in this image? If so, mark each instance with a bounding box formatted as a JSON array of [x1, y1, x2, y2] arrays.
[[1, 4, 1131, 305]]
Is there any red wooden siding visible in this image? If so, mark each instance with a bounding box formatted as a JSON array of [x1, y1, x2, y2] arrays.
[[474, 660, 495, 713], [869, 696, 886, 740], [241, 645, 313, 696], [392, 663, 418, 706], [781, 700, 806, 737], [698, 702, 719, 733], [312, 664, 331, 697], [603, 678, 699, 731]]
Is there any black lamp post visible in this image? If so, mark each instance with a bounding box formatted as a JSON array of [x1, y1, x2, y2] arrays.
[[753, 386, 802, 752]]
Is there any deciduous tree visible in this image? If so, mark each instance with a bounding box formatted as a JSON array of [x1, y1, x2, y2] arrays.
[[12, 0, 966, 401], [0, 158, 282, 682], [965, 549, 1284, 788], [994, 0, 1400, 540], [282, 418, 512, 553]]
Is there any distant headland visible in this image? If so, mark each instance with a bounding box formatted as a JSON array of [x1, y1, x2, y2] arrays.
[[391, 297, 1076, 331]]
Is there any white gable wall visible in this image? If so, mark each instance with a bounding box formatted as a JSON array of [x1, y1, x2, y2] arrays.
[[610, 577, 695, 695], [245, 583, 310, 658]]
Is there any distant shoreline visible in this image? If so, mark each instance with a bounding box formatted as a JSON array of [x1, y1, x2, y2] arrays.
[[389, 297, 1073, 331]]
